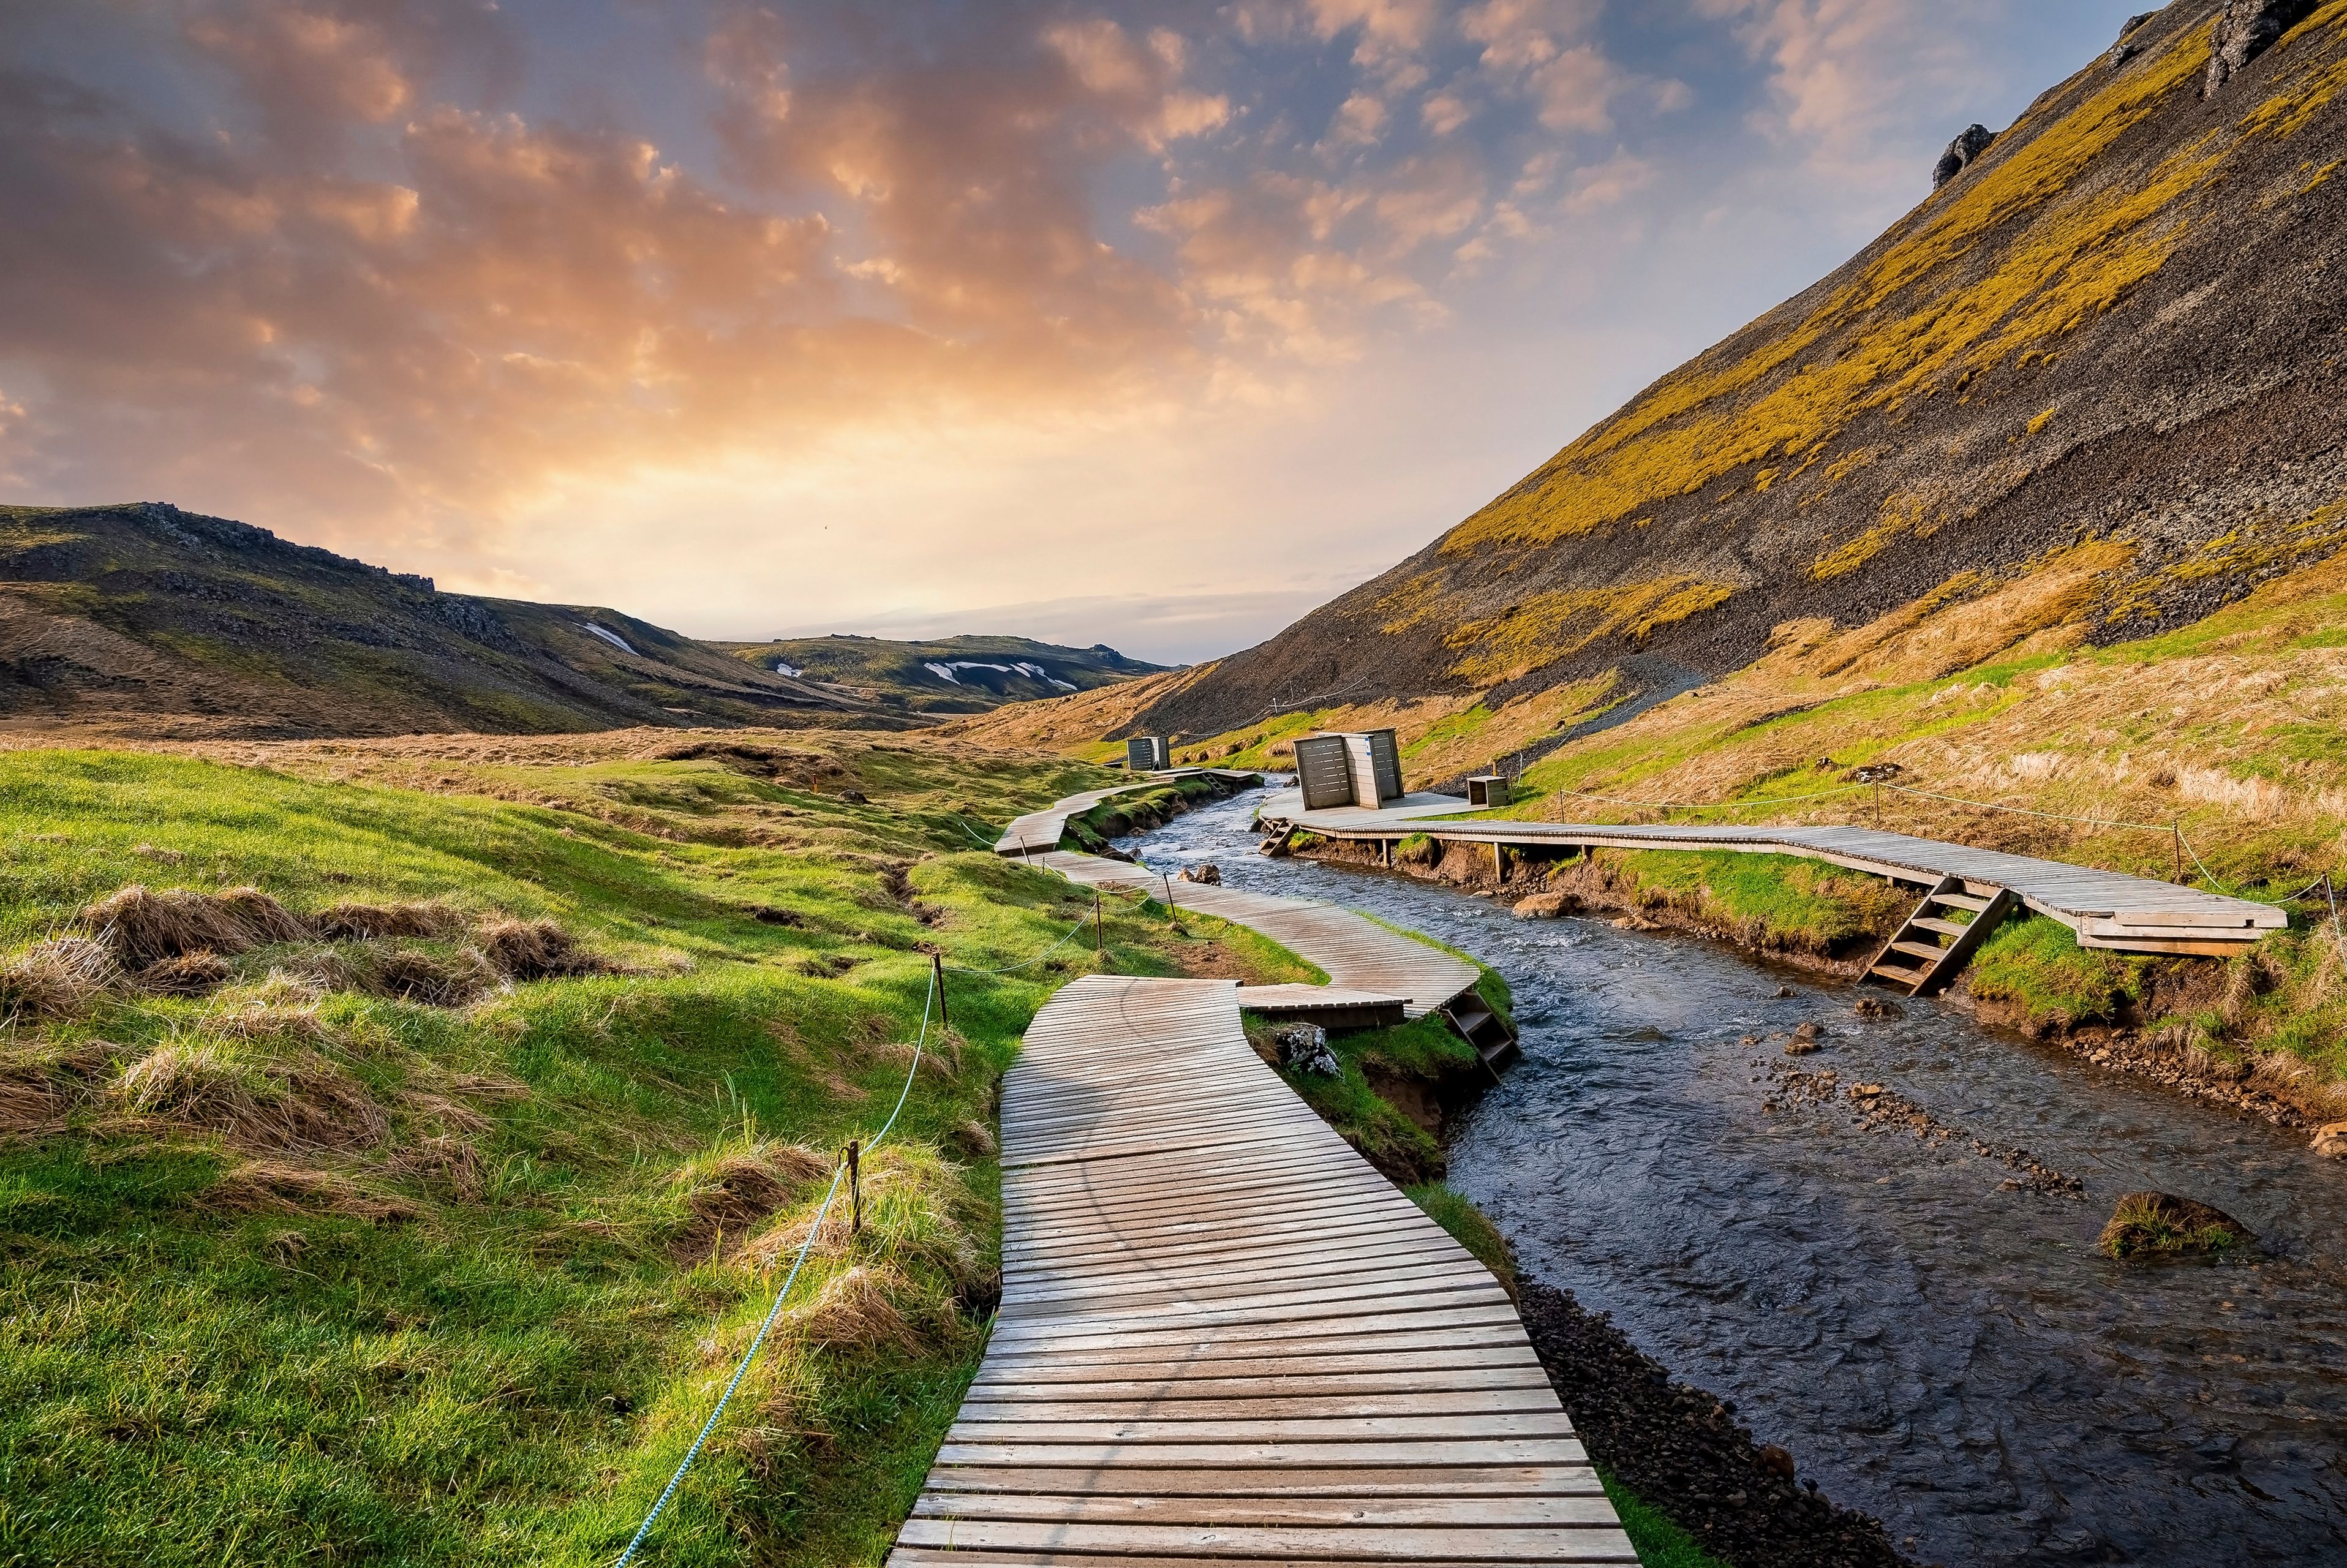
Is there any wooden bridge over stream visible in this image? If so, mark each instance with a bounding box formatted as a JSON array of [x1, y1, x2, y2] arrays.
[[889, 772, 2292, 1563]]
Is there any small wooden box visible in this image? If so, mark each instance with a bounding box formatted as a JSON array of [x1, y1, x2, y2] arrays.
[[1466, 774, 1509, 808]]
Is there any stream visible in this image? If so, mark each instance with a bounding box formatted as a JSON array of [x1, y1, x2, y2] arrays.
[[1115, 785, 2347, 1567]]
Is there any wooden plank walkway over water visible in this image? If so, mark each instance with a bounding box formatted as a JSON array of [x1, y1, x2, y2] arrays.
[[887, 974, 1631, 1567], [1260, 790, 2286, 955]]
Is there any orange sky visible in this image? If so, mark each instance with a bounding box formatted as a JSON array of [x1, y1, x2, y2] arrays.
[[0, 0, 2146, 660]]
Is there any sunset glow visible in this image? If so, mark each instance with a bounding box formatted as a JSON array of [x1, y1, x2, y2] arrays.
[[3, 1, 2145, 659]]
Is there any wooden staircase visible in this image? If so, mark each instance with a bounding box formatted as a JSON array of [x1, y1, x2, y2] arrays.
[[1442, 993, 1521, 1072], [1866, 875, 2020, 996]]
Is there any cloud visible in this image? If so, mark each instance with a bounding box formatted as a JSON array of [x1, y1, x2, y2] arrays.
[[1, 0, 2124, 662]]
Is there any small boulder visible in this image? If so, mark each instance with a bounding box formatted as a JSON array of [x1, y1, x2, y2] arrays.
[[1757, 1444, 1796, 1482], [2311, 1120, 2347, 1158], [1771, 984, 1796, 1000], [1932, 123, 1997, 189], [2099, 1191, 2254, 1259], [1855, 995, 1905, 1019], [1512, 891, 1580, 920], [2206, 1, 2318, 96], [1273, 1023, 1339, 1078], [1178, 863, 1223, 885]]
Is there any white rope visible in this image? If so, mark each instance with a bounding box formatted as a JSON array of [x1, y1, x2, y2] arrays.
[[614, 962, 938, 1566]]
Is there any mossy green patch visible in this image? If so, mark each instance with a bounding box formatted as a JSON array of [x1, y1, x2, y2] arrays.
[[0, 742, 1221, 1567]]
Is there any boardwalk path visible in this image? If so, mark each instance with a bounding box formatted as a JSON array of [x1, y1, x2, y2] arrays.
[[887, 788, 1625, 1564], [1263, 790, 2285, 954], [889, 974, 1633, 1566]]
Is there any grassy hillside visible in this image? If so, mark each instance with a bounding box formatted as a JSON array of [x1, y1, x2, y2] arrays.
[[0, 503, 891, 740], [720, 634, 1167, 717], [1144, 1, 2347, 739], [0, 733, 1295, 1566], [1119, 545, 2347, 1118]]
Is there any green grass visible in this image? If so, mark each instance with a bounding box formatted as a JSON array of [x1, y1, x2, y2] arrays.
[[1405, 1182, 1516, 1292], [0, 742, 1246, 1567], [1556, 848, 1912, 959], [1966, 913, 2150, 1031], [1599, 1469, 1735, 1568]]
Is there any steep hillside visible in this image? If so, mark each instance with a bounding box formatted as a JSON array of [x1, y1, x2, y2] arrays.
[[0, 503, 892, 739], [1142, 1, 2347, 742], [720, 633, 1167, 717]]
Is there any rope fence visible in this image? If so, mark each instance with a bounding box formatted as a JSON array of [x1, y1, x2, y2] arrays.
[[614, 887, 1110, 1565]]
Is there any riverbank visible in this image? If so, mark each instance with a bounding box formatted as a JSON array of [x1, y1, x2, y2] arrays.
[[1199, 881, 1919, 1568], [1283, 832, 2347, 1136]]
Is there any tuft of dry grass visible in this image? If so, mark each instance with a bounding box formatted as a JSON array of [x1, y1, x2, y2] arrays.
[[312, 901, 464, 941], [138, 950, 233, 997], [476, 918, 614, 981], [113, 1033, 386, 1152], [387, 1133, 486, 1199], [202, 1159, 417, 1222], [676, 1142, 832, 1259], [0, 935, 121, 1020], [79, 884, 313, 965], [212, 887, 313, 945], [354, 942, 501, 1008], [790, 1264, 922, 1353]]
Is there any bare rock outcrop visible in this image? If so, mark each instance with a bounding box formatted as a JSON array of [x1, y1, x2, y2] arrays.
[[1931, 123, 1996, 189], [2205, 0, 2319, 96]]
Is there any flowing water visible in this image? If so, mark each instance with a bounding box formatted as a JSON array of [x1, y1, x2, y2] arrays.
[[1117, 785, 2347, 1567]]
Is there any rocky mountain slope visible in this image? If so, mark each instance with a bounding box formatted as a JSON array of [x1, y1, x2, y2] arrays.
[[720, 633, 1166, 717], [0, 502, 894, 738], [1137, 0, 2347, 744]]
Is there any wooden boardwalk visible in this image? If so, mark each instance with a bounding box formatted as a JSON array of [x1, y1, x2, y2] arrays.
[[995, 772, 1262, 861], [1260, 790, 2286, 955], [887, 974, 1630, 1567], [1034, 851, 1479, 1020]]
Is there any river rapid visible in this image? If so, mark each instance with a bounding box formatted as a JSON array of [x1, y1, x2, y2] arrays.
[[1116, 784, 2347, 1567]]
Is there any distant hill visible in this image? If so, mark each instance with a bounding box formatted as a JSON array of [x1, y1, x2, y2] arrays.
[[0, 502, 892, 739], [720, 634, 1169, 716], [1139, 2, 2347, 745]]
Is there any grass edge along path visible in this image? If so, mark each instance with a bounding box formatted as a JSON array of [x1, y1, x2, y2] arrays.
[[0, 739, 1295, 1567]]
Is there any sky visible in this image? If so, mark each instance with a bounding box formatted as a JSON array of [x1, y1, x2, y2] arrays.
[[0, 0, 2152, 665]]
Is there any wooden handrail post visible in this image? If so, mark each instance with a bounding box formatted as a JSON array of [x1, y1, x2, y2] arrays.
[[930, 950, 949, 1030], [1094, 889, 1103, 962], [846, 1139, 862, 1235]]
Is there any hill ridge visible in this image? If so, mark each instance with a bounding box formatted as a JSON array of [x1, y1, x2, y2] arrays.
[[1138, 0, 2347, 739]]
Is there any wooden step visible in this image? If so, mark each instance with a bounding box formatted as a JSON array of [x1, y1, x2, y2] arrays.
[[1870, 960, 1929, 986], [1909, 915, 1973, 937], [1889, 939, 1951, 961], [1929, 891, 1993, 913]]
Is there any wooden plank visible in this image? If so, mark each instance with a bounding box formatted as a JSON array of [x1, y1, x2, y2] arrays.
[[889, 953, 1621, 1567], [894, 1520, 1637, 1560], [911, 1493, 1616, 1525], [918, 1463, 1593, 1496]]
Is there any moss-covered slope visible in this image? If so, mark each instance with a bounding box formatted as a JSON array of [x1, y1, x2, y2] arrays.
[[1146, 2, 2347, 736]]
